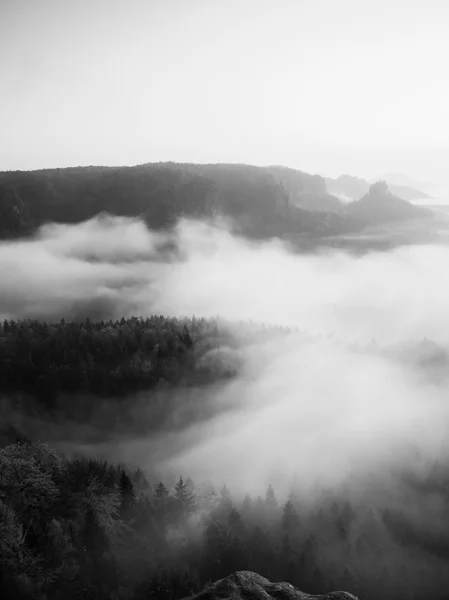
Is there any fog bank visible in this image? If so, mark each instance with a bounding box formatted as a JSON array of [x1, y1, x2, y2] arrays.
[[2, 214, 449, 496]]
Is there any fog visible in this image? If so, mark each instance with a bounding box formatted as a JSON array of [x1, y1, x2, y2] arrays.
[[2, 214, 449, 497], [3, 214, 449, 344]]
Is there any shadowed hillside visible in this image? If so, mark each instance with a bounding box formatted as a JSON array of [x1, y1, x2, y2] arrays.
[[326, 174, 432, 202], [345, 181, 432, 224], [0, 163, 432, 243]]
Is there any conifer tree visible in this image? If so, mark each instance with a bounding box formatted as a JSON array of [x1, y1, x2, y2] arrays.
[[281, 500, 300, 531], [119, 470, 136, 521], [241, 494, 252, 514], [265, 484, 278, 509], [175, 476, 197, 512], [154, 481, 169, 502]]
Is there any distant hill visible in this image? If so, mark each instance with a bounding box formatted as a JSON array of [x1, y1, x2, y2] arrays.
[[0, 163, 357, 241], [0, 163, 433, 242], [266, 165, 345, 213], [345, 181, 433, 224], [378, 172, 434, 192], [387, 184, 432, 202], [325, 175, 369, 201], [0, 183, 34, 238], [326, 174, 432, 202]]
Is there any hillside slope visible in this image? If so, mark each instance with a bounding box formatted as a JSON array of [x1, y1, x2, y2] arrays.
[[0, 164, 433, 242], [0, 163, 359, 240], [345, 181, 432, 224], [379, 172, 434, 191], [326, 174, 432, 202], [266, 165, 345, 212], [181, 571, 358, 600]]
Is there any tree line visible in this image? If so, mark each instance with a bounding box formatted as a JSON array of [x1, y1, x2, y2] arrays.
[[0, 316, 233, 402], [2, 316, 449, 599], [1, 435, 449, 600]]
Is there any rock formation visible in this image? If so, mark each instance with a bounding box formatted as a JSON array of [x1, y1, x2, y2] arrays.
[[181, 571, 359, 600]]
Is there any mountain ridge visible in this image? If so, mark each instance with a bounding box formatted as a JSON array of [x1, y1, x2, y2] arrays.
[[345, 181, 432, 224], [326, 174, 432, 202], [378, 172, 434, 191], [0, 162, 433, 242]]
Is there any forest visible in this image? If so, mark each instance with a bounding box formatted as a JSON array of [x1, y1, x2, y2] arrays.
[[0, 316, 230, 404], [2, 316, 449, 600], [0, 163, 432, 244], [0, 164, 446, 600]]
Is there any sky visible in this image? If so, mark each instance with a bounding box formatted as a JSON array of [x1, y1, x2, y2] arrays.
[[2, 0, 449, 181]]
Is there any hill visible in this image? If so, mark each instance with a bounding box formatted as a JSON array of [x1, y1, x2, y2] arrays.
[[0, 163, 357, 240], [181, 571, 358, 600], [345, 181, 432, 224], [387, 184, 431, 202], [326, 174, 432, 202], [325, 175, 369, 202], [266, 166, 345, 213], [378, 172, 434, 191], [0, 163, 434, 243]]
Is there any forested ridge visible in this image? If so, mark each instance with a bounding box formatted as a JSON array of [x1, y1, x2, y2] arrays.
[[0, 163, 430, 243], [2, 317, 449, 599], [2, 432, 449, 600], [0, 316, 445, 405], [325, 174, 432, 203], [0, 316, 231, 401]]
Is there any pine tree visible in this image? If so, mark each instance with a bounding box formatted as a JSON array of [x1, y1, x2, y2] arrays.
[[175, 476, 196, 512], [220, 483, 232, 502], [336, 516, 348, 541], [265, 484, 278, 509], [80, 503, 119, 598], [82, 505, 109, 559], [119, 470, 136, 521], [228, 507, 244, 533], [154, 481, 169, 502], [132, 467, 149, 496], [213, 483, 233, 519], [281, 500, 300, 531], [280, 533, 297, 583], [241, 494, 252, 514]]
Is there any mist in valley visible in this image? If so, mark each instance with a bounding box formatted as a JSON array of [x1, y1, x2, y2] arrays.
[[2, 214, 449, 492], [3, 212, 449, 598], [4, 0, 449, 597]]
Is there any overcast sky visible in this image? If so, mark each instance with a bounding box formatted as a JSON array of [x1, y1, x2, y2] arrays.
[[2, 0, 449, 181]]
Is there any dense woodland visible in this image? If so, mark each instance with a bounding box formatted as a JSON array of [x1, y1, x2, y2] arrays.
[[0, 316, 445, 411], [1, 317, 449, 599], [0, 163, 431, 242], [0, 316, 232, 403], [2, 428, 449, 600]]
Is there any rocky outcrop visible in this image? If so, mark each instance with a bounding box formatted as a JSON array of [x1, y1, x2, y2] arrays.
[[345, 181, 432, 224], [181, 571, 359, 600]]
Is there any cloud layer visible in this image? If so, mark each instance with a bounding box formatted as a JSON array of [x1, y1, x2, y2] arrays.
[[2, 214, 449, 496]]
